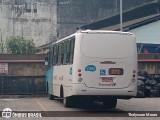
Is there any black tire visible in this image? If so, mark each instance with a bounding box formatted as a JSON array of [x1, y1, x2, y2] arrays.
[[49, 94, 56, 100], [103, 98, 117, 108], [63, 97, 73, 108], [61, 86, 74, 108]]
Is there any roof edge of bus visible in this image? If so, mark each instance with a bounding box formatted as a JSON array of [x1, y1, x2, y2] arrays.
[[52, 30, 134, 45], [51, 33, 76, 45], [79, 29, 134, 35]]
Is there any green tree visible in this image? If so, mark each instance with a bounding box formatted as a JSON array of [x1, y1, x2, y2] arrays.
[[7, 36, 36, 54]]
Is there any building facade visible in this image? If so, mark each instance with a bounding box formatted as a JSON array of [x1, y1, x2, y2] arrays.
[[0, 0, 156, 51], [130, 20, 160, 44], [57, 0, 155, 38], [0, 0, 57, 49]]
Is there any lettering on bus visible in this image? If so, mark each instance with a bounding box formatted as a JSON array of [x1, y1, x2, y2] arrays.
[[85, 65, 96, 72]]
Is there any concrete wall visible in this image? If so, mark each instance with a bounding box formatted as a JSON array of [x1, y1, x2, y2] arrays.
[[0, 0, 57, 48], [0, 54, 45, 76], [0, 54, 45, 60], [8, 63, 45, 76], [0, 54, 46, 94]]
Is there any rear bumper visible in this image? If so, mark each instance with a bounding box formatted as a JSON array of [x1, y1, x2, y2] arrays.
[[72, 83, 137, 97]]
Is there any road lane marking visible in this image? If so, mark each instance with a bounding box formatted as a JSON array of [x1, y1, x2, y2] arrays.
[[35, 98, 47, 111]]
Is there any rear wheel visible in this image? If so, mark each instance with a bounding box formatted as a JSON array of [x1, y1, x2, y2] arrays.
[[49, 94, 56, 100], [61, 85, 74, 107], [103, 97, 117, 108], [63, 97, 73, 108]]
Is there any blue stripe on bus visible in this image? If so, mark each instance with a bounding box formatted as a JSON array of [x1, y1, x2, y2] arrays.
[[46, 66, 54, 94]]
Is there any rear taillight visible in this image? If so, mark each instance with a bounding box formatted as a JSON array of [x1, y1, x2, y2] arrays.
[[133, 70, 136, 77], [78, 73, 82, 76], [78, 69, 83, 82], [133, 70, 136, 74], [78, 69, 81, 73], [78, 69, 82, 76]]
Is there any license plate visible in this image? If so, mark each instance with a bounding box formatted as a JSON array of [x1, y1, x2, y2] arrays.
[[109, 68, 123, 75], [102, 77, 113, 82]]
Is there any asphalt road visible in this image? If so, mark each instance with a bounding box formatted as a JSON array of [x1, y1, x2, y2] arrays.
[[0, 96, 160, 120]]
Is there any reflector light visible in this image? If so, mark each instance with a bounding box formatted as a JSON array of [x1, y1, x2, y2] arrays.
[[78, 77, 83, 82], [132, 78, 136, 83], [78, 73, 82, 76]]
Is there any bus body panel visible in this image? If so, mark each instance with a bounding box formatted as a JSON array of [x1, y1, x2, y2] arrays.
[[80, 57, 136, 89], [53, 65, 73, 97], [72, 32, 137, 96], [72, 83, 137, 96]]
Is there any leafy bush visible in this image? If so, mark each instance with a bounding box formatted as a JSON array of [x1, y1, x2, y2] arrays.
[[7, 36, 36, 54]]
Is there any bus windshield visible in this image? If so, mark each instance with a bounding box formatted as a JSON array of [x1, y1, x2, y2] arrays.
[[81, 33, 135, 59]]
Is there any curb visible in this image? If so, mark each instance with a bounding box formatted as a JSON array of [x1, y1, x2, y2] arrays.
[[0, 94, 48, 99]]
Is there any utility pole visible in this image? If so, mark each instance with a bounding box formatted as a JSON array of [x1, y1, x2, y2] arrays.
[[120, 0, 123, 31]]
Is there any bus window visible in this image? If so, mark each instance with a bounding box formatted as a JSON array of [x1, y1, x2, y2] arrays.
[[52, 46, 55, 65], [69, 38, 75, 64], [61, 42, 64, 64], [49, 48, 53, 66], [57, 43, 64, 65], [57, 44, 61, 65], [66, 40, 70, 63], [63, 41, 68, 65], [45, 52, 49, 66], [50, 47, 53, 66], [55, 44, 59, 65], [46, 50, 52, 69], [48, 51, 51, 66]]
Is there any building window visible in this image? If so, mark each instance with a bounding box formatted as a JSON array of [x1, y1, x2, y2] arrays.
[[25, 3, 31, 13], [33, 3, 37, 13]]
